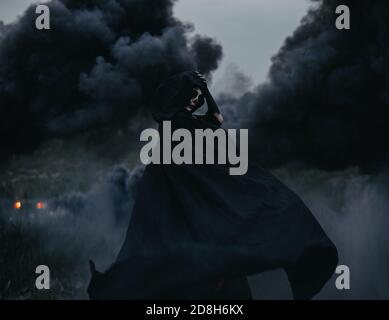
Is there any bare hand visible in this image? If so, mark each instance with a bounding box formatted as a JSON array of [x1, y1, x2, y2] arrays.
[[214, 112, 224, 124]]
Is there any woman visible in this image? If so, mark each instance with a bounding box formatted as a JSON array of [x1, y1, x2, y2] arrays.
[[88, 71, 338, 300]]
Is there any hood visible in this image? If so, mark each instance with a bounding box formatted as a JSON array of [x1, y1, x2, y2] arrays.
[[152, 71, 205, 122]]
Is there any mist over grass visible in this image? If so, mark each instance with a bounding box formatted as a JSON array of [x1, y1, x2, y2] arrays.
[[0, 131, 144, 299]]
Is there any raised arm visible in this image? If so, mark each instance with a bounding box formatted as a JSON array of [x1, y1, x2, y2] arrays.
[[203, 85, 224, 124], [194, 72, 224, 124]]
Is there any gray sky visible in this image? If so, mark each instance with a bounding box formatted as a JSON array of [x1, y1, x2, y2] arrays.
[[0, 0, 310, 84], [174, 0, 310, 84]]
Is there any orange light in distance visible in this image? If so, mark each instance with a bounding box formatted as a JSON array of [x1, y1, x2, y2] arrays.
[[36, 202, 44, 209], [14, 201, 22, 209]]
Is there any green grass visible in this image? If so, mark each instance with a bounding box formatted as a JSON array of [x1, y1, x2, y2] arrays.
[[0, 221, 85, 299]]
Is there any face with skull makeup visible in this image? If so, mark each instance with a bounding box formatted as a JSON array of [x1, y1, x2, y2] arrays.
[[186, 87, 205, 112], [151, 71, 210, 122]]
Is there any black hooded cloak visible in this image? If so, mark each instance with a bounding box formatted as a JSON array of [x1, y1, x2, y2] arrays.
[[87, 71, 338, 300]]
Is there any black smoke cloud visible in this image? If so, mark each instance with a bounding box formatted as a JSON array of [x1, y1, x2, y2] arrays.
[[235, 0, 389, 170], [0, 0, 222, 155]]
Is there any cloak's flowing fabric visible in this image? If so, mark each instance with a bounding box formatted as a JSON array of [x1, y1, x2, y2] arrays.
[[88, 71, 338, 300]]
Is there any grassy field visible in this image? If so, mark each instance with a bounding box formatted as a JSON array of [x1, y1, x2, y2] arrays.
[[0, 130, 141, 299]]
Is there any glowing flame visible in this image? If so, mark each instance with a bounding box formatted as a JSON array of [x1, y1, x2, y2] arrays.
[[36, 202, 44, 209], [14, 201, 22, 209]]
